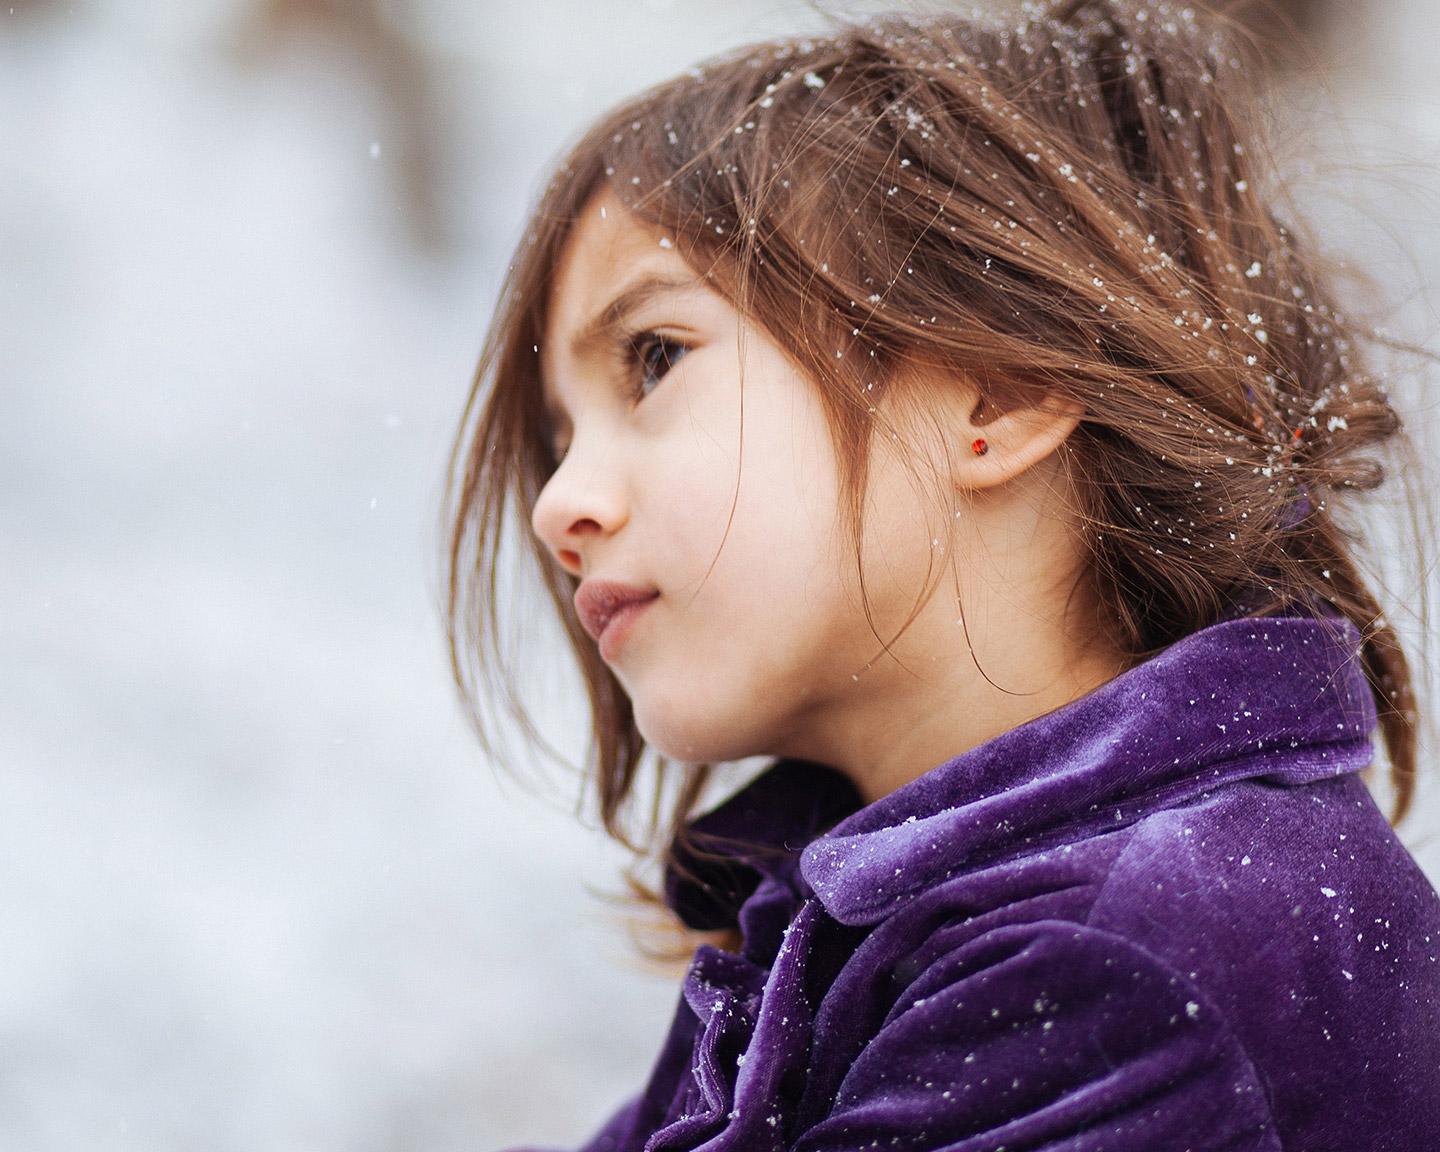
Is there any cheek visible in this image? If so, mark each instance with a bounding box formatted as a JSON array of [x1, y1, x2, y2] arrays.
[[643, 354, 855, 649], [652, 456, 737, 585]]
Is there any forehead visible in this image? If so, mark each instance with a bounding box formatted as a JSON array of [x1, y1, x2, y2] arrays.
[[547, 190, 678, 332]]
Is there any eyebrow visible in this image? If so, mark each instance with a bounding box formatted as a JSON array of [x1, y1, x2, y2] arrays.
[[541, 271, 704, 427]]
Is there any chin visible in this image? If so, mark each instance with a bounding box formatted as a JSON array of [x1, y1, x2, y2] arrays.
[[635, 704, 759, 767]]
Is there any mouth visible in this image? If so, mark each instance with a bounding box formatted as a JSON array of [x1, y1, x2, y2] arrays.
[[596, 594, 658, 662], [574, 580, 661, 648]]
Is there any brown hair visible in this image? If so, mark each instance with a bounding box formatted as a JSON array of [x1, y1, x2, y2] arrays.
[[441, 0, 1436, 967]]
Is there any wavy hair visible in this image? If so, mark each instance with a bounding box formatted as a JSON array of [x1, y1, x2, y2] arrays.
[[441, 0, 1436, 966]]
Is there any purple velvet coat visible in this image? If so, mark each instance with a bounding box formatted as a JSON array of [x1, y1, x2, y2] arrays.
[[517, 611, 1440, 1151]]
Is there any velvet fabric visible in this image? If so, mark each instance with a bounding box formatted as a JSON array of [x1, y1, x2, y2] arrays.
[[509, 611, 1440, 1150]]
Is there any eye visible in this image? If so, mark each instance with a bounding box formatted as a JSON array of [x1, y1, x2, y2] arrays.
[[631, 331, 689, 400], [545, 333, 689, 467]]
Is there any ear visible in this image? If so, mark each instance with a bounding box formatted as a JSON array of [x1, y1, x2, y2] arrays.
[[957, 383, 1085, 492], [883, 363, 1084, 493]]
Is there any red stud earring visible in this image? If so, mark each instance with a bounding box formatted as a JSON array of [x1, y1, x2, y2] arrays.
[[971, 437, 988, 456]]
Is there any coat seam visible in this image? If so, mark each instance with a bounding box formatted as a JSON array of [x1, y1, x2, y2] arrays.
[[1083, 837, 1285, 1150]]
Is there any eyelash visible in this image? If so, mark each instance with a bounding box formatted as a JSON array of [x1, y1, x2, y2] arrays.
[[546, 330, 689, 465]]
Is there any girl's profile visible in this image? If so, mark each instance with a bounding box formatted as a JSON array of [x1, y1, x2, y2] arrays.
[[443, 0, 1440, 1147]]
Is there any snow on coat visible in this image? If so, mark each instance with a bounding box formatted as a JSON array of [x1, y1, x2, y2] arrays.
[[515, 608, 1440, 1151]]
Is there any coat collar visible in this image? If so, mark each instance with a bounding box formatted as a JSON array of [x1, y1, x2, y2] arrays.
[[662, 755, 862, 932], [663, 608, 1377, 930]]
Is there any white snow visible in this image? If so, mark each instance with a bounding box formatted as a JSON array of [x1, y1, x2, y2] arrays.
[[1, 2, 1437, 1151]]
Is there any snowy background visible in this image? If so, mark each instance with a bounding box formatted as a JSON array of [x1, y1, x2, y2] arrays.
[[2, 1, 1437, 1150]]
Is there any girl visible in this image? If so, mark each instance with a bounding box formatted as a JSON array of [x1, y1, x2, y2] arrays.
[[444, 1, 1440, 1148]]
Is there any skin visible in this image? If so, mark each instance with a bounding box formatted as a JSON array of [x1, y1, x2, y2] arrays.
[[532, 186, 1131, 807]]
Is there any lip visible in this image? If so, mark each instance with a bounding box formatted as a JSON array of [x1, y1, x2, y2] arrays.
[[596, 595, 656, 661], [574, 579, 660, 659]]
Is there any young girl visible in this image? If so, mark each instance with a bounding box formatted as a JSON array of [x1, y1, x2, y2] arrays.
[[443, 1, 1440, 1148]]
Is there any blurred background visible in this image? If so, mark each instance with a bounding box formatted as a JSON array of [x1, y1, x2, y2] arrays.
[[2, 1, 1438, 1149]]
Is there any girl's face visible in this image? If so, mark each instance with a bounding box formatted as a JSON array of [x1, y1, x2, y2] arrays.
[[532, 186, 1114, 796]]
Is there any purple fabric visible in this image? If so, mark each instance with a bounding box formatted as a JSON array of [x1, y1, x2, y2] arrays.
[[513, 610, 1440, 1150]]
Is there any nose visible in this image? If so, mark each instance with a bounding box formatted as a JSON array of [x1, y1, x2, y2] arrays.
[[530, 448, 627, 577]]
